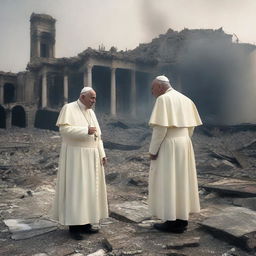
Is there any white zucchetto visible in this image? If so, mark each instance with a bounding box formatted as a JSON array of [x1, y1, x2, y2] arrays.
[[156, 75, 169, 82], [80, 87, 93, 94]]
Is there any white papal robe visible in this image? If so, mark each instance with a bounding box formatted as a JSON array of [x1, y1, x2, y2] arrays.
[[148, 88, 202, 221], [51, 100, 108, 225]]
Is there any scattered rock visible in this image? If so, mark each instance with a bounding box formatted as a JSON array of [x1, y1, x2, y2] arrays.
[[102, 238, 113, 252], [120, 250, 143, 255], [125, 155, 146, 162], [137, 219, 160, 228], [204, 192, 218, 199], [86, 249, 106, 256], [106, 172, 120, 183], [127, 177, 146, 187], [163, 237, 200, 249], [221, 247, 237, 256], [110, 201, 151, 223], [200, 206, 256, 251], [164, 253, 187, 256], [218, 160, 237, 170], [108, 121, 129, 129], [104, 141, 141, 151], [20, 190, 33, 199], [32, 254, 49, 256]]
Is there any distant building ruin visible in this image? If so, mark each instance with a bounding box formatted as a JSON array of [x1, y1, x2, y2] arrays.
[[1, 13, 256, 129]]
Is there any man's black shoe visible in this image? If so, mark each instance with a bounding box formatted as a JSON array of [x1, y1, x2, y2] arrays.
[[153, 220, 187, 233], [168, 226, 187, 233], [153, 221, 177, 232], [80, 224, 99, 234], [69, 226, 84, 240], [176, 219, 188, 228]]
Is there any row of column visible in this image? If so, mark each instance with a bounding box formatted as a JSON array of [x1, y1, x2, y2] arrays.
[[0, 76, 3, 104], [41, 69, 68, 108], [41, 65, 137, 117], [33, 35, 55, 58]]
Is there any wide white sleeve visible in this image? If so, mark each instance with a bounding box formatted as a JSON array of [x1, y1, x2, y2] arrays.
[[188, 127, 195, 137], [59, 125, 89, 139], [98, 138, 106, 159], [149, 126, 167, 155]]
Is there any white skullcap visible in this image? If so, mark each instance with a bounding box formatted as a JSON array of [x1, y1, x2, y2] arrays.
[[156, 75, 169, 82], [80, 87, 93, 94]]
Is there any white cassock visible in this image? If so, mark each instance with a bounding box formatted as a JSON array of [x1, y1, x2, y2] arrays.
[[148, 88, 202, 221], [51, 99, 108, 225]]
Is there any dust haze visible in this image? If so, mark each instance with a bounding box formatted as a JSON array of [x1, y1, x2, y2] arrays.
[[0, 0, 256, 72]]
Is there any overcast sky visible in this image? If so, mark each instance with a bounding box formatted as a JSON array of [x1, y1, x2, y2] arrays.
[[0, 0, 256, 72]]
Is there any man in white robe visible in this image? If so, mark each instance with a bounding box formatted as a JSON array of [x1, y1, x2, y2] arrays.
[[52, 87, 108, 240], [148, 75, 202, 233]]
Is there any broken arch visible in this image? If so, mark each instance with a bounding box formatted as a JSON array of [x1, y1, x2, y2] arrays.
[[11, 105, 26, 127]]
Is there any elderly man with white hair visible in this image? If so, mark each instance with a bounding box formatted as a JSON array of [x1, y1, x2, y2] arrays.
[[148, 75, 202, 233], [52, 87, 108, 240]]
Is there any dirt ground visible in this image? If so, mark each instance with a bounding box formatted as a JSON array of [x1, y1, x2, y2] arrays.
[[0, 116, 256, 256]]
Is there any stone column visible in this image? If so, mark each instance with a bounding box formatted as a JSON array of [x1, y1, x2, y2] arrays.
[[83, 64, 93, 87], [111, 67, 116, 116], [37, 37, 41, 58], [5, 108, 11, 129], [64, 74, 68, 104], [83, 69, 88, 87], [87, 64, 93, 88], [131, 70, 136, 118], [52, 42, 55, 58], [42, 69, 47, 108], [0, 76, 4, 104], [176, 74, 182, 92]]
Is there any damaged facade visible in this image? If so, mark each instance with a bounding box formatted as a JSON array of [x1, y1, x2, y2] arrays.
[[1, 13, 256, 129]]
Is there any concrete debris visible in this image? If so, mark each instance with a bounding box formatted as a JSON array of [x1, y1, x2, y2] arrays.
[[20, 190, 33, 198], [164, 253, 187, 256], [104, 141, 141, 151], [102, 238, 113, 252], [202, 178, 256, 197], [2, 122, 256, 255], [106, 172, 120, 184], [137, 219, 161, 228], [3, 218, 58, 240], [201, 206, 256, 251], [110, 201, 151, 223], [32, 254, 48, 256], [221, 247, 237, 256], [204, 192, 218, 199], [119, 250, 143, 255], [127, 177, 146, 187], [232, 197, 256, 211], [163, 237, 200, 249], [86, 249, 106, 256]]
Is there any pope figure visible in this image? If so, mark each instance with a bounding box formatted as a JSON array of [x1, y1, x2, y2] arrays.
[[148, 75, 202, 233], [52, 87, 108, 240]]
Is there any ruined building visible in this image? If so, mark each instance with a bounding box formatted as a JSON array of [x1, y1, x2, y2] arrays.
[[1, 13, 256, 129]]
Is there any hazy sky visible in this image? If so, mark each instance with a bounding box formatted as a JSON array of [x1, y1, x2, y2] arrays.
[[0, 0, 256, 72]]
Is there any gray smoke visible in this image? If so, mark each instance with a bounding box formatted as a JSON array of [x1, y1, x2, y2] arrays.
[[140, 0, 170, 37]]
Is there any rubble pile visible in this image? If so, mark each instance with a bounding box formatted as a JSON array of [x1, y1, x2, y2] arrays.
[[0, 120, 256, 255]]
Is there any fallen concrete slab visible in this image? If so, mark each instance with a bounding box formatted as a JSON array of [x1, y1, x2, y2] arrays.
[[202, 178, 256, 197], [110, 201, 151, 223], [200, 206, 256, 251], [3, 218, 58, 240], [233, 197, 256, 211]]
